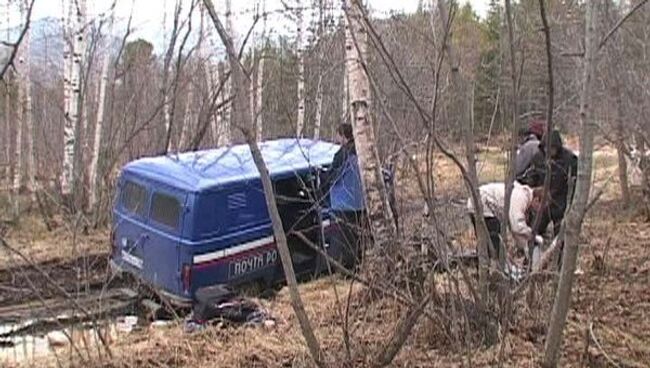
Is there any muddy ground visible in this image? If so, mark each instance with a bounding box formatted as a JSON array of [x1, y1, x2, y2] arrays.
[[1, 144, 649, 367]]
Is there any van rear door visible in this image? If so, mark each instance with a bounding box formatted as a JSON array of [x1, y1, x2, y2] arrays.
[[143, 189, 188, 297]]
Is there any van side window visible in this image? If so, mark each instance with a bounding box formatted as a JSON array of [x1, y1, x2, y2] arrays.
[[151, 193, 181, 229], [121, 181, 148, 216]]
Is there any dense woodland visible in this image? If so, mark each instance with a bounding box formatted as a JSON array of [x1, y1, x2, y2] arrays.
[[1, 0, 650, 367]]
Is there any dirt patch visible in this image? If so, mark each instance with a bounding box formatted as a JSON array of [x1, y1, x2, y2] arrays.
[[0, 253, 111, 307]]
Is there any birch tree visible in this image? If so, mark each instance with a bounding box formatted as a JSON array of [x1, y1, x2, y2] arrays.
[[61, 0, 86, 198], [313, 0, 328, 139], [344, 0, 396, 249], [2, 1, 9, 180], [221, 0, 234, 144], [253, 0, 266, 141], [542, 1, 599, 366], [295, 0, 306, 137], [88, 10, 114, 213], [20, 0, 34, 200]]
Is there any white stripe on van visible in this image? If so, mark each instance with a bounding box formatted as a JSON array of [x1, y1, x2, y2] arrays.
[[193, 235, 275, 264], [192, 220, 333, 265]]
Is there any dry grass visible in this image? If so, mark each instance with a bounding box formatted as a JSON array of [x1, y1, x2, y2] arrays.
[[3, 140, 649, 368]]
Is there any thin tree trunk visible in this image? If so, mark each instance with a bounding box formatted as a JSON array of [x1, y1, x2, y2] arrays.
[[436, 0, 492, 304], [542, 1, 598, 366], [14, 75, 23, 197], [162, 0, 182, 152], [314, 74, 323, 139], [222, 0, 234, 144], [88, 42, 111, 213], [21, 0, 35, 202], [254, 0, 266, 141], [178, 82, 193, 151], [3, 0, 10, 181], [255, 55, 265, 141], [72, 0, 86, 203], [296, 0, 306, 138], [62, 0, 74, 195], [615, 88, 630, 207], [202, 2, 323, 365], [3, 85, 9, 181], [313, 0, 325, 139], [344, 0, 396, 249]]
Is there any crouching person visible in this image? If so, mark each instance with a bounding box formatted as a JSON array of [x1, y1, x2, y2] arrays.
[[467, 182, 543, 262]]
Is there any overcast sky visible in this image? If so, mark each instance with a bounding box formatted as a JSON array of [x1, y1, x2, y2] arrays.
[[5, 0, 490, 52]]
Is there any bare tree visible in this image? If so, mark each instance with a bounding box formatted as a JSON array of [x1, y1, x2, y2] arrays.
[[313, 0, 328, 139], [88, 10, 114, 213], [21, 0, 34, 202], [295, 0, 306, 137], [203, 1, 323, 366], [344, 0, 396, 252], [61, 0, 86, 199], [254, 0, 266, 141], [542, 1, 598, 366]]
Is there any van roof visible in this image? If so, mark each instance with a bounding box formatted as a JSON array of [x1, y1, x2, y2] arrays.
[[121, 138, 340, 192]]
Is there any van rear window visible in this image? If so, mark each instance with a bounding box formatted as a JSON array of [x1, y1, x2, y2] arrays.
[[151, 193, 181, 229], [121, 181, 148, 216]]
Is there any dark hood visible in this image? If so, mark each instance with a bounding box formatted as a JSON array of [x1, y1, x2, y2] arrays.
[[540, 129, 563, 152]]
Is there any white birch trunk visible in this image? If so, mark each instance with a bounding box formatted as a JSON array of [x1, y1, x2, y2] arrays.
[[313, 0, 326, 139], [73, 0, 87, 187], [88, 13, 113, 212], [344, 0, 396, 247], [61, 0, 84, 196], [295, 0, 306, 138], [14, 76, 23, 195], [22, 0, 35, 199], [254, 0, 266, 141]]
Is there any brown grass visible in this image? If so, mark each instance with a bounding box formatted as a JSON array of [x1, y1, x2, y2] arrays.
[[3, 141, 649, 368]]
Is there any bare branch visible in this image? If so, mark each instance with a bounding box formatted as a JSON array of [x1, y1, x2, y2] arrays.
[[598, 0, 649, 51], [0, 0, 36, 81]]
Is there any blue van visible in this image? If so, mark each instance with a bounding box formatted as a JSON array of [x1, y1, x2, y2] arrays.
[[110, 139, 343, 306]]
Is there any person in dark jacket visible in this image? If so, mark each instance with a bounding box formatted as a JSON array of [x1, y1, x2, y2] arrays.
[[322, 124, 367, 269], [522, 129, 578, 238], [321, 124, 398, 268]]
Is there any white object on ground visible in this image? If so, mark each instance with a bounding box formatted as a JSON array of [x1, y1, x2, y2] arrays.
[[46, 330, 69, 346], [151, 320, 173, 329], [532, 245, 541, 269], [115, 315, 138, 333]]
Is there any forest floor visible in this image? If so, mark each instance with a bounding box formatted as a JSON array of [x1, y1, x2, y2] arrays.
[[1, 141, 649, 367]]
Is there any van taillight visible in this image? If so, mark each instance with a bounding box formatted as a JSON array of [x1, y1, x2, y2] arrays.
[[182, 264, 191, 294]]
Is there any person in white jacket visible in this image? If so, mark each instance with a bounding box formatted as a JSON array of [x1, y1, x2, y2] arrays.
[[467, 182, 543, 260]]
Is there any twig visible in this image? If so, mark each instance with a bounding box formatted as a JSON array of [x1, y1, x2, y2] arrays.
[[589, 323, 622, 368], [598, 0, 649, 51], [0, 0, 36, 81]]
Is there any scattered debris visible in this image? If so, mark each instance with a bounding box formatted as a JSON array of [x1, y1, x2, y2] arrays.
[[184, 285, 275, 333]]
